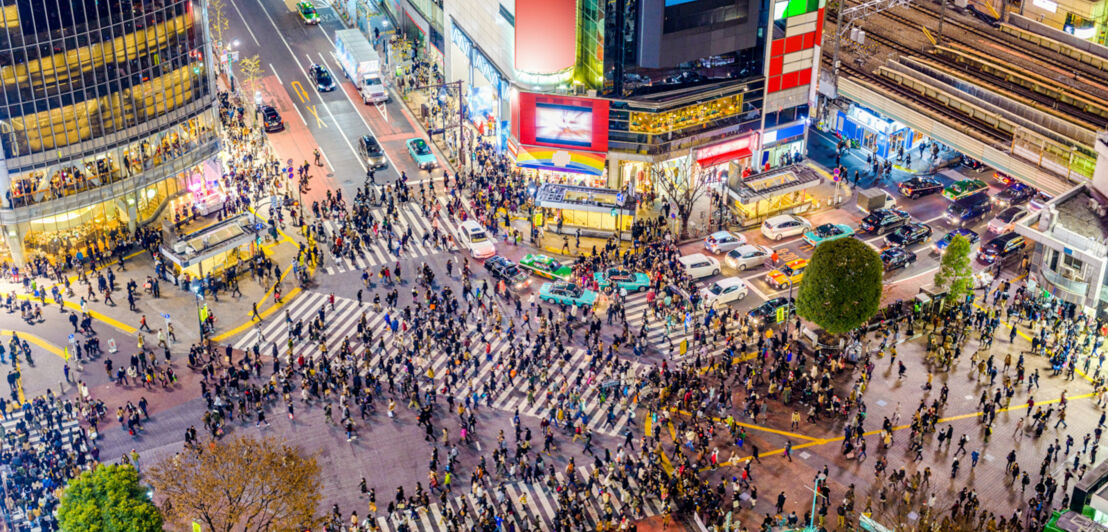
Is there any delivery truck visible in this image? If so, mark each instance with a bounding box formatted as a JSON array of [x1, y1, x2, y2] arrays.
[[334, 29, 389, 104]]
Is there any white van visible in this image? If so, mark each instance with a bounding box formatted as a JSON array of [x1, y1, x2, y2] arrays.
[[458, 220, 496, 259], [677, 253, 720, 280]]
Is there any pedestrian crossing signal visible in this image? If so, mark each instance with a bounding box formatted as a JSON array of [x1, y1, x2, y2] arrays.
[[775, 306, 786, 323]]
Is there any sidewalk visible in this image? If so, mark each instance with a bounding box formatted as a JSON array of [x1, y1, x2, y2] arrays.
[[806, 127, 962, 188]]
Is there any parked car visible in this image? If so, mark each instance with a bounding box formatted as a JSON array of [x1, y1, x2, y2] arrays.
[[406, 138, 437, 169], [944, 193, 992, 227], [310, 64, 336, 91], [297, 1, 319, 23], [457, 220, 495, 259], [594, 267, 650, 292], [943, 179, 989, 201], [484, 256, 531, 291], [678, 253, 721, 279], [885, 222, 933, 248], [766, 259, 807, 289], [987, 206, 1025, 234], [703, 231, 746, 254], [978, 232, 1026, 265], [701, 277, 749, 308], [897, 176, 944, 199], [933, 228, 980, 255], [538, 281, 598, 307], [803, 223, 855, 247], [881, 247, 917, 272], [993, 182, 1036, 207], [724, 244, 772, 271], [748, 297, 794, 324], [760, 214, 812, 241], [519, 254, 572, 281], [860, 208, 910, 235], [261, 106, 285, 132]]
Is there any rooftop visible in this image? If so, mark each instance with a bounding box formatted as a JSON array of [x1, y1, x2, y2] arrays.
[[1055, 187, 1108, 242]]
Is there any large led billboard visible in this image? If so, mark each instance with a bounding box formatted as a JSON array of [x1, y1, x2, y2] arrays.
[[514, 0, 578, 74], [513, 92, 609, 153]]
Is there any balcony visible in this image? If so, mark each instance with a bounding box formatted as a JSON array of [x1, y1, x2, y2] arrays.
[[1040, 265, 1090, 298]]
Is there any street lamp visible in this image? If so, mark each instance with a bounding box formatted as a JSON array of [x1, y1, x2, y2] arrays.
[[225, 39, 241, 92], [786, 277, 795, 341], [804, 476, 822, 532]]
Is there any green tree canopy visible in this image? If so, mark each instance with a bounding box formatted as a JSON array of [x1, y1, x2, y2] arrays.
[[796, 236, 884, 334], [933, 234, 974, 304], [57, 463, 163, 532]]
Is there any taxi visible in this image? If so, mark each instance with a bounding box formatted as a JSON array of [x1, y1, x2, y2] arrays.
[[765, 259, 807, 289]]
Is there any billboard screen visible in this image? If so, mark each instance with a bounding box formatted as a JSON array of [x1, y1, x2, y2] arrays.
[[515, 92, 609, 153]]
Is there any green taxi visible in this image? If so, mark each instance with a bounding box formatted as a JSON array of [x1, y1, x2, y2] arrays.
[[519, 253, 572, 281], [942, 179, 988, 201], [297, 2, 319, 24]]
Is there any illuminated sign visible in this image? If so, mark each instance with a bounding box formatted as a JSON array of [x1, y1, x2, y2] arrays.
[[535, 103, 593, 147], [695, 134, 757, 167], [1032, 0, 1057, 12], [774, 0, 825, 19], [451, 20, 505, 94], [514, 92, 609, 152], [515, 0, 577, 75]]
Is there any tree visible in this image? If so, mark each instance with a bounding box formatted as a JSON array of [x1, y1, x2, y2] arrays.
[[796, 237, 884, 334], [650, 157, 712, 239], [146, 436, 322, 532], [238, 55, 264, 95], [57, 464, 164, 532], [208, 0, 229, 49], [933, 234, 974, 304]]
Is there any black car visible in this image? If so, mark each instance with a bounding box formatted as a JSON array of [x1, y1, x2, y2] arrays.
[[748, 297, 794, 324], [897, 176, 944, 199], [261, 106, 284, 132], [992, 182, 1036, 207], [484, 256, 531, 290], [310, 64, 336, 92], [860, 208, 910, 235], [944, 192, 992, 227], [885, 222, 933, 248], [961, 155, 986, 170], [881, 247, 917, 271], [978, 232, 1026, 265]]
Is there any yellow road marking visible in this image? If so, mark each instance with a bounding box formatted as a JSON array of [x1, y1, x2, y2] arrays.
[[0, 330, 68, 359], [291, 80, 310, 103], [305, 104, 328, 127]]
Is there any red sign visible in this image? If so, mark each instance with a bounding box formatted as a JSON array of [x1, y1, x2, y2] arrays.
[[695, 134, 757, 167], [513, 92, 609, 153], [515, 0, 578, 74]]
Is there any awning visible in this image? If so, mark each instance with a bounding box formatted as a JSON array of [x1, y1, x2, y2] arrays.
[[512, 144, 606, 176], [695, 134, 757, 167]]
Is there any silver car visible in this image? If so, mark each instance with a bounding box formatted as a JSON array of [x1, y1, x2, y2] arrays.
[[725, 244, 772, 271]]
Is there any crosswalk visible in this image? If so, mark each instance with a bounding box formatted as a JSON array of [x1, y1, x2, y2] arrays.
[[619, 292, 740, 362], [2, 414, 87, 531], [232, 291, 391, 362], [319, 203, 461, 275], [369, 465, 664, 532]]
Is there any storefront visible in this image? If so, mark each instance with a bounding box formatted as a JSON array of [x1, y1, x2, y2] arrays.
[[403, 5, 443, 73], [509, 91, 611, 187], [159, 212, 261, 279], [726, 165, 822, 226], [834, 105, 916, 159], [696, 134, 756, 185], [760, 121, 807, 169], [508, 140, 608, 188], [449, 18, 509, 149], [534, 183, 634, 239]]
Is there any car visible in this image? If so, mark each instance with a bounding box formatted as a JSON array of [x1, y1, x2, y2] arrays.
[[406, 138, 437, 169], [885, 222, 933, 248], [358, 135, 387, 168], [766, 259, 807, 289], [761, 214, 812, 241], [993, 182, 1036, 208], [297, 1, 319, 23], [703, 231, 746, 254], [309, 64, 336, 92], [261, 105, 284, 132], [881, 247, 917, 272], [860, 208, 911, 235], [518, 254, 572, 281], [457, 220, 495, 259], [678, 253, 720, 279], [961, 155, 986, 170], [978, 232, 1026, 265], [1028, 191, 1053, 214], [943, 179, 989, 201], [933, 228, 980, 255], [748, 297, 794, 324], [484, 256, 531, 291], [594, 267, 650, 293], [724, 244, 772, 271], [700, 277, 749, 308], [538, 281, 598, 307], [944, 193, 992, 227], [802, 223, 855, 247], [987, 206, 1026, 234], [897, 176, 944, 199], [993, 171, 1016, 185]]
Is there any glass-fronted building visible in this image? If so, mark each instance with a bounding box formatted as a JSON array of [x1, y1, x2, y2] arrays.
[[0, 0, 218, 266]]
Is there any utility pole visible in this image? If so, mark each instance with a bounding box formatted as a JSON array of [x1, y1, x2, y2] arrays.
[[832, 0, 845, 92], [937, 0, 946, 44], [408, 80, 467, 170]]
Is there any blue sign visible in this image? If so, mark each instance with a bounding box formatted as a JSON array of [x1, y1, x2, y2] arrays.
[[255, 223, 266, 231], [68, 334, 75, 342], [616, 192, 625, 204], [161, 313, 171, 320]]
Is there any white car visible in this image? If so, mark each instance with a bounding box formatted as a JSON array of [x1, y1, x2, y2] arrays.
[[761, 214, 812, 241], [725, 244, 772, 271], [987, 206, 1025, 234], [458, 220, 496, 259], [703, 231, 747, 254], [677, 253, 720, 280], [701, 277, 749, 308]]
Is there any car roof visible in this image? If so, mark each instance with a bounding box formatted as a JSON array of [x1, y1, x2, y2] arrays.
[[785, 259, 807, 268], [731, 244, 760, 254], [679, 254, 709, 263], [460, 220, 482, 230], [765, 215, 800, 225], [714, 277, 746, 287], [709, 231, 733, 238], [991, 232, 1022, 243]]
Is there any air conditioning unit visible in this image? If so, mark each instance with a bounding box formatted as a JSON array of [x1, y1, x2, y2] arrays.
[[172, 241, 188, 254]]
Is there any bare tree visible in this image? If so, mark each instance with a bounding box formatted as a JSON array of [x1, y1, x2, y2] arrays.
[[208, 0, 229, 49], [239, 55, 264, 95], [650, 156, 712, 239]]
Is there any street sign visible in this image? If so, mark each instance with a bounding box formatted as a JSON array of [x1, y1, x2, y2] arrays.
[[287, 158, 293, 166], [67, 334, 75, 344], [255, 223, 265, 231], [616, 192, 625, 203], [775, 306, 786, 323], [107, 338, 118, 353], [161, 313, 170, 320], [270, 196, 277, 211]]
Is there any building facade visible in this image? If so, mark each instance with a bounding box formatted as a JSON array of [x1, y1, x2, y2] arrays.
[[0, 0, 219, 267]]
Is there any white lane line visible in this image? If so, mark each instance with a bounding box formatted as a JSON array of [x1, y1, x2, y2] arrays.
[[229, 0, 262, 46], [269, 64, 283, 85], [252, 0, 367, 173], [316, 146, 336, 172], [323, 50, 402, 174]]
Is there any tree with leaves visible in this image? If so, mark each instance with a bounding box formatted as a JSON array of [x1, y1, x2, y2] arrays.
[[146, 436, 322, 532], [933, 234, 974, 304], [796, 237, 884, 334], [57, 464, 164, 532], [649, 157, 711, 239]]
